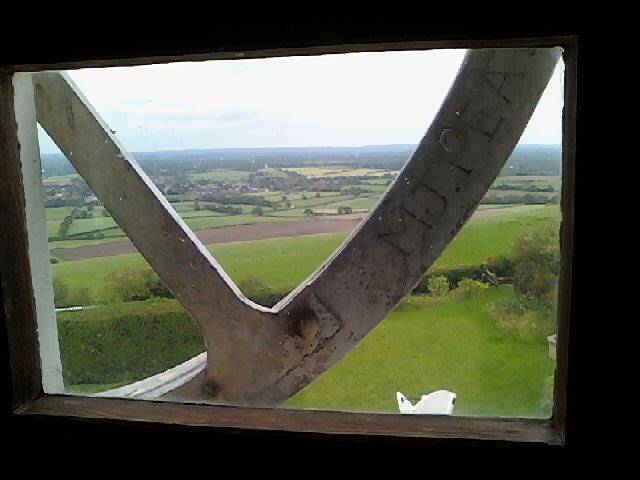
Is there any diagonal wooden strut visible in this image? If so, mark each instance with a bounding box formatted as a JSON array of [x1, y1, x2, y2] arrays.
[[34, 48, 560, 406]]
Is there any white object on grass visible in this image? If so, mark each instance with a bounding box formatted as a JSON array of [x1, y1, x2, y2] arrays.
[[396, 390, 456, 415]]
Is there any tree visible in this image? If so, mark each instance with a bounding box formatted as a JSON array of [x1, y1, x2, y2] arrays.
[[103, 268, 155, 302], [101, 209, 111, 217], [511, 222, 560, 303], [52, 277, 69, 307], [194, 199, 201, 211], [303, 208, 314, 217], [251, 206, 264, 216], [58, 215, 73, 238]]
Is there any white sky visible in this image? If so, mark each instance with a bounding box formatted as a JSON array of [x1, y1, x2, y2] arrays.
[[38, 49, 564, 154]]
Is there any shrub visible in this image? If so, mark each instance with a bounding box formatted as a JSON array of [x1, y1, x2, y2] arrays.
[[53, 277, 94, 307], [484, 255, 515, 279], [454, 278, 489, 298], [205, 204, 243, 214], [427, 275, 449, 296], [102, 267, 173, 303], [66, 286, 92, 307], [238, 274, 270, 297], [412, 258, 513, 295], [522, 193, 549, 205], [237, 275, 290, 307], [57, 299, 204, 385], [52, 277, 69, 307], [489, 294, 556, 340]]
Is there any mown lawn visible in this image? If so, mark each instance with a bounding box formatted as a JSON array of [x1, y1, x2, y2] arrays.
[[284, 286, 555, 418]]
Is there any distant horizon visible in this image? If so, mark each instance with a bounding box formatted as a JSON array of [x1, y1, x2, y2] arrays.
[[37, 50, 564, 155], [40, 142, 562, 157]]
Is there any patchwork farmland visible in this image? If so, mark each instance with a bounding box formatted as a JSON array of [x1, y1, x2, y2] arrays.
[[45, 144, 562, 417]]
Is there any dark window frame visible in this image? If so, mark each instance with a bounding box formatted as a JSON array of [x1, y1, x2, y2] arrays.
[[0, 33, 577, 447]]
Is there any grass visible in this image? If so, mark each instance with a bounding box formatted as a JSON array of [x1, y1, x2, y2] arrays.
[[49, 237, 129, 249], [435, 205, 560, 267], [67, 217, 117, 235], [47, 220, 61, 236], [174, 209, 228, 219], [485, 189, 556, 199], [52, 232, 348, 301], [52, 204, 559, 416], [320, 195, 380, 211], [189, 169, 251, 181], [65, 381, 131, 394], [183, 214, 295, 231], [51, 204, 560, 304], [45, 206, 75, 221], [284, 286, 555, 417], [212, 232, 347, 289], [498, 175, 561, 187]]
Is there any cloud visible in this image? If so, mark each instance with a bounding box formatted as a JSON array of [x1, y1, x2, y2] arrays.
[[38, 49, 562, 153]]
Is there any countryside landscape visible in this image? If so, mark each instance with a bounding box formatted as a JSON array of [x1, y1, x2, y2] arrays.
[[46, 143, 562, 418]]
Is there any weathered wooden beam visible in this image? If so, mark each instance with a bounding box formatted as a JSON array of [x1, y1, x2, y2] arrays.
[[33, 48, 560, 406], [24, 394, 563, 445], [1, 71, 43, 409]]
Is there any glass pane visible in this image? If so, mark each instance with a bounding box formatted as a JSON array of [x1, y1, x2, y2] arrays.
[[38, 49, 564, 418]]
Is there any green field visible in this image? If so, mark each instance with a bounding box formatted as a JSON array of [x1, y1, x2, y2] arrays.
[[47, 220, 61, 236], [53, 204, 559, 417], [284, 286, 554, 417], [45, 190, 363, 246], [497, 175, 561, 189], [319, 195, 380, 211], [67, 217, 117, 235], [183, 214, 295, 231], [51, 205, 560, 303], [435, 205, 559, 266], [52, 232, 348, 300], [189, 169, 251, 181], [50, 211, 301, 244], [45, 206, 76, 221]]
